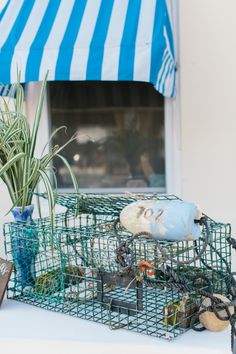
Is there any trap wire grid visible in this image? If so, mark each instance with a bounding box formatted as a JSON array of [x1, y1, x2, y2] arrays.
[[4, 193, 232, 341]]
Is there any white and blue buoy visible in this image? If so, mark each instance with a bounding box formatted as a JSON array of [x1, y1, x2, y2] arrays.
[[120, 199, 202, 241]]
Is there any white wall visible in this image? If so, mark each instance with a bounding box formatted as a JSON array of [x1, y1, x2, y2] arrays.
[[179, 0, 236, 240]]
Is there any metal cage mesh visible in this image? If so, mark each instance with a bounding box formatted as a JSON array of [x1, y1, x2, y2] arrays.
[[3, 193, 232, 341]]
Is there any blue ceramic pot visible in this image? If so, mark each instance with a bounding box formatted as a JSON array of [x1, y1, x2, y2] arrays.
[[11, 205, 39, 289]]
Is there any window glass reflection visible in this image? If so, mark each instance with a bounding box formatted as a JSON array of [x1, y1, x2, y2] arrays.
[[49, 82, 165, 190]]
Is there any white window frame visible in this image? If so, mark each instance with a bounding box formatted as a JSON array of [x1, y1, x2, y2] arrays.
[[25, 0, 181, 196], [165, 0, 181, 195]]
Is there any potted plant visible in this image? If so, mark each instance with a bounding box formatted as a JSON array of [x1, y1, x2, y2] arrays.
[[0, 76, 79, 289]]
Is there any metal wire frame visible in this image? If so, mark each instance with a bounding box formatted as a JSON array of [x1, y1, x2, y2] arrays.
[[3, 194, 232, 341]]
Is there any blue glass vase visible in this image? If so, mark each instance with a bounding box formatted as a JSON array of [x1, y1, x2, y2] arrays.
[[11, 205, 39, 289]]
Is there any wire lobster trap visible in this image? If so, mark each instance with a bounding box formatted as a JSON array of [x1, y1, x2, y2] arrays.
[[3, 193, 233, 341]]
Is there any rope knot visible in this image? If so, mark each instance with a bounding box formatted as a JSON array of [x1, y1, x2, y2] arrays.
[[194, 216, 207, 226], [115, 242, 134, 270]]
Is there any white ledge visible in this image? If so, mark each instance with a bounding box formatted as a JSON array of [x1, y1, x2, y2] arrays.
[[0, 299, 231, 354]]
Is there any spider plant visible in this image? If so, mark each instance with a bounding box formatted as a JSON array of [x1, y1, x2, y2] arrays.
[[0, 75, 79, 227]]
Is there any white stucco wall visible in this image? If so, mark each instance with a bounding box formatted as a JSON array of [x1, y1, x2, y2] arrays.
[[178, 0, 236, 240]]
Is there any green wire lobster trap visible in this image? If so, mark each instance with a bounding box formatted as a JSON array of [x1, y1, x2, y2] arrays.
[[3, 193, 234, 342]]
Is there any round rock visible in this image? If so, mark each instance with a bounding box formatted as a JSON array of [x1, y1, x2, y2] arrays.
[[199, 294, 234, 332]]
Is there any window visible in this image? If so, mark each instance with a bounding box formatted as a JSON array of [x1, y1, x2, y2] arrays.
[[49, 81, 165, 191]]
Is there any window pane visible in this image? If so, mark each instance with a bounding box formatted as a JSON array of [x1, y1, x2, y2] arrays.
[[49, 81, 165, 190]]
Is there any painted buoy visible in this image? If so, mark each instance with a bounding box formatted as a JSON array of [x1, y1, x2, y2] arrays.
[[199, 294, 234, 332], [120, 200, 202, 241]]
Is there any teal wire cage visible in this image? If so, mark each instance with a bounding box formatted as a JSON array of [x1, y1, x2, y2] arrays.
[[3, 193, 232, 341]]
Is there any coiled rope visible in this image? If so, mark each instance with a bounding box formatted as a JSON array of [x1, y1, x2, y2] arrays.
[[114, 217, 236, 353]]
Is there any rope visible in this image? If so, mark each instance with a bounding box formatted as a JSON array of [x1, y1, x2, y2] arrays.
[[227, 237, 236, 251], [155, 264, 236, 351], [194, 237, 236, 298], [114, 217, 236, 353], [115, 217, 210, 268], [142, 264, 236, 352]]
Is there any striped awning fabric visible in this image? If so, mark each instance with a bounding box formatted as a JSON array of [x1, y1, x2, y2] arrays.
[[0, 83, 24, 97], [0, 83, 11, 96], [0, 0, 176, 97]]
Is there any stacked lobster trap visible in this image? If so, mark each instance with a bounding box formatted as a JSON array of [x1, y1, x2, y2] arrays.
[[3, 193, 233, 341]]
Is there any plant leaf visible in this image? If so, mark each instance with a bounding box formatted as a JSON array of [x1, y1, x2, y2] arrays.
[[0, 152, 25, 177], [41, 125, 67, 156], [56, 154, 80, 216], [29, 72, 48, 158], [38, 169, 55, 250]]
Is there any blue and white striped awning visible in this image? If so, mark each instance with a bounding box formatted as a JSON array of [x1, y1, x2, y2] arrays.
[[0, 83, 11, 97], [0, 0, 176, 97], [0, 83, 24, 97]]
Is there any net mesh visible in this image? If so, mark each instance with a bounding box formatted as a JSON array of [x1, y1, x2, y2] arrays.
[[3, 193, 232, 341]]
